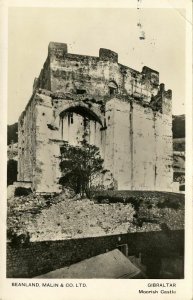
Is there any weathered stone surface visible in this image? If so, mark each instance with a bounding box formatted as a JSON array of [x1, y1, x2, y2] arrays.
[[7, 192, 184, 242], [17, 42, 176, 193]]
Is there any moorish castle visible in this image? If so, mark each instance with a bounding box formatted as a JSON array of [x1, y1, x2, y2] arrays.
[[17, 42, 179, 193]]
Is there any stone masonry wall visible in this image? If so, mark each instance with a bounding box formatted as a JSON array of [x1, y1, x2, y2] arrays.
[[18, 42, 174, 193], [34, 95, 61, 193], [104, 98, 173, 191], [18, 97, 36, 184], [7, 230, 184, 278], [37, 42, 160, 105], [132, 103, 156, 190]]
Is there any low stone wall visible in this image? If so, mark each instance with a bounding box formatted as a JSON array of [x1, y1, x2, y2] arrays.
[[7, 230, 184, 278], [93, 190, 184, 201]]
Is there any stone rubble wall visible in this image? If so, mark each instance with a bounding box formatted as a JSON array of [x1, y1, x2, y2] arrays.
[[7, 230, 184, 278], [7, 191, 184, 243]]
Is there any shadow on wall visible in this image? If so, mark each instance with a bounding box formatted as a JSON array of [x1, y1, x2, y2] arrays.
[[7, 230, 184, 279]]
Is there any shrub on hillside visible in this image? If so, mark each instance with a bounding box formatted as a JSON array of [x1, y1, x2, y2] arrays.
[[7, 228, 30, 246], [59, 141, 106, 198], [157, 198, 180, 210], [14, 187, 32, 197], [7, 159, 17, 186]]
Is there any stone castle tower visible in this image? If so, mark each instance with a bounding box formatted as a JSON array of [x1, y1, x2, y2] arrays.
[[17, 42, 176, 193]]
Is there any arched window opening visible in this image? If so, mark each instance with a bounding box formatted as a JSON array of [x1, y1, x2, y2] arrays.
[[59, 106, 103, 146], [60, 106, 102, 126], [108, 81, 118, 96]]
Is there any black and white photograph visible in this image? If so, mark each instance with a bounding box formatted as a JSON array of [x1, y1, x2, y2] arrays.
[[1, 0, 192, 299]]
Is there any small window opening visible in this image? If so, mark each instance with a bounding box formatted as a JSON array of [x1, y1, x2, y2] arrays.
[[109, 87, 116, 96], [68, 112, 73, 125], [108, 81, 118, 96], [77, 89, 86, 95], [70, 113, 73, 124]]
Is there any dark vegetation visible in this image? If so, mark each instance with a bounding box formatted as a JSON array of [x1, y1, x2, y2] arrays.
[[180, 185, 185, 192], [173, 138, 185, 152], [156, 198, 181, 209], [172, 114, 185, 139], [7, 159, 17, 186], [59, 140, 105, 198], [14, 187, 32, 197], [94, 191, 184, 207], [7, 228, 30, 247], [7, 122, 18, 145], [7, 123, 18, 186]]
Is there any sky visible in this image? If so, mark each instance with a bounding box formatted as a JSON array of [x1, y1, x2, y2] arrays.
[[8, 7, 186, 124]]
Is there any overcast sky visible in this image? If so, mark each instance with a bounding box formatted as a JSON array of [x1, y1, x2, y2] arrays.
[[8, 7, 186, 124]]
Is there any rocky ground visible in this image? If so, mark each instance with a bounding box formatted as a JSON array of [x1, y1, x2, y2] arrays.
[[7, 190, 184, 242]]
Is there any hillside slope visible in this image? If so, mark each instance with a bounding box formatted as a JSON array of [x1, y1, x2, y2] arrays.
[[7, 191, 184, 242]]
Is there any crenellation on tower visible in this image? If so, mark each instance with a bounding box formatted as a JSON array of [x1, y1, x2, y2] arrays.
[[17, 42, 178, 193]]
